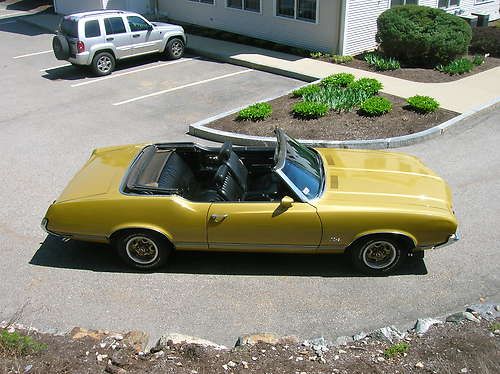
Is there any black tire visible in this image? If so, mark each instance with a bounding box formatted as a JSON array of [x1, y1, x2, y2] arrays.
[[114, 230, 172, 270], [164, 38, 185, 60], [52, 35, 70, 60], [91, 51, 115, 76], [350, 236, 408, 276]]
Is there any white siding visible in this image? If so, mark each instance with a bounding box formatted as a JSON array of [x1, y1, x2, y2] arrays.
[[54, 0, 151, 15], [158, 0, 341, 52]]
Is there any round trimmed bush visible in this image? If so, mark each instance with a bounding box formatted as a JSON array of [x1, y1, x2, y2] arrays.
[[376, 5, 472, 66], [349, 78, 383, 96], [292, 101, 329, 119], [237, 102, 272, 121], [292, 84, 321, 98], [320, 73, 355, 88], [407, 95, 439, 113], [360, 96, 392, 117]]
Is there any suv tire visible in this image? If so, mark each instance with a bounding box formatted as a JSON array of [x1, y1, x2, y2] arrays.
[[92, 51, 115, 76], [165, 38, 185, 60], [52, 35, 70, 60]]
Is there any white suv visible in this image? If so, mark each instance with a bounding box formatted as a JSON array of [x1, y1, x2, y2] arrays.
[[53, 10, 186, 76]]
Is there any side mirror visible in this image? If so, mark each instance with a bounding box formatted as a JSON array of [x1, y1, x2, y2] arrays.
[[147, 24, 153, 31], [280, 196, 294, 209]]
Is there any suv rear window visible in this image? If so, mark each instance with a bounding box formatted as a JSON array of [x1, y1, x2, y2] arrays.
[[85, 20, 101, 38], [104, 17, 127, 35], [60, 18, 78, 38]]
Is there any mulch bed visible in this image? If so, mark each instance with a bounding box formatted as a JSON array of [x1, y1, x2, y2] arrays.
[[207, 93, 457, 141], [1, 319, 499, 373], [314, 55, 500, 83]]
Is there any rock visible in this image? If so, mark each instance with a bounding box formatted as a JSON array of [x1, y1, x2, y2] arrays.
[[241, 360, 249, 369], [157, 333, 226, 350], [97, 354, 108, 362], [153, 351, 165, 359], [460, 368, 468, 373], [105, 363, 127, 374], [369, 326, 406, 344], [110, 352, 127, 367], [377, 356, 385, 362], [111, 334, 124, 341], [446, 312, 480, 323], [7, 326, 15, 334], [415, 362, 424, 368], [338, 349, 347, 354], [70, 327, 106, 341], [236, 333, 279, 346], [23, 364, 32, 373], [495, 305, 500, 312], [353, 332, 367, 341], [466, 304, 500, 321], [222, 364, 228, 370], [333, 355, 339, 360], [333, 336, 353, 346], [414, 318, 443, 335], [227, 361, 236, 368], [123, 331, 149, 353], [279, 335, 299, 345], [493, 330, 500, 335]]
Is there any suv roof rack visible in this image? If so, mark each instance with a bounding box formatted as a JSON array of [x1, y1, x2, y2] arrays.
[[67, 9, 128, 19]]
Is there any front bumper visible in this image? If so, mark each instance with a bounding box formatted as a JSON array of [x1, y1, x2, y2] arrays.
[[419, 228, 461, 250], [40, 217, 71, 240]]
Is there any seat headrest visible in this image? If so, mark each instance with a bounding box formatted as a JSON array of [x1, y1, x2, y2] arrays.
[[214, 164, 229, 186], [218, 141, 232, 161]]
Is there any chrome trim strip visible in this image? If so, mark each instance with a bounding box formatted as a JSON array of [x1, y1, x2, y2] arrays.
[[208, 243, 318, 249]]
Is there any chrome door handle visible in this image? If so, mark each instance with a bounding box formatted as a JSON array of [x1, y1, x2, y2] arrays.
[[210, 214, 228, 223], [132, 34, 140, 38], [106, 37, 114, 41]]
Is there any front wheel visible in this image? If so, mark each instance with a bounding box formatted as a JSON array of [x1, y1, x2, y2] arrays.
[[114, 231, 172, 270], [164, 38, 185, 60], [350, 237, 408, 275], [92, 52, 115, 76]]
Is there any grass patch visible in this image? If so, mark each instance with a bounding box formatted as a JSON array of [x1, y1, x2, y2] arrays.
[[237, 103, 272, 122], [0, 330, 47, 356], [491, 322, 500, 332], [330, 55, 354, 64], [407, 95, 440, 113], [364, 52, 401, 71], [384, 342, 410, 358]]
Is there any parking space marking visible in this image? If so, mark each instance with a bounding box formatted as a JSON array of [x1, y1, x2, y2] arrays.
[[71, 57, 199, 87], [0, 20, 16, 25], [113, 69, 253, 106], [0, 11, 26, 18], [40, 63, 73, 72], [13, 50, 53, 59]]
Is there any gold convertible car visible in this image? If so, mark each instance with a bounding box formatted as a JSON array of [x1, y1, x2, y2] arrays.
[[42, 130, 459, 275]]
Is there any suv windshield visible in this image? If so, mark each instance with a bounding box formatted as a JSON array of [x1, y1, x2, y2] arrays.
[[60, 18, 78, 38]]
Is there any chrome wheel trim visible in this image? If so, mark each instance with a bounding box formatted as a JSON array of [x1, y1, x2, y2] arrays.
[[171, 41, 184, 57], [125, 236, 159, 265], [97, 55, 112, 73], [362, 240, 397, 270]]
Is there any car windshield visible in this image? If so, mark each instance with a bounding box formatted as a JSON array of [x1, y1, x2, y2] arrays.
[[274, 130, 323, 201]]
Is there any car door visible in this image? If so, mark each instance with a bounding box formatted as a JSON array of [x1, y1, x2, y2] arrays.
[[207, 200, 322, 252], [103, 16, 131, 58], [126, 15, 162, 56]]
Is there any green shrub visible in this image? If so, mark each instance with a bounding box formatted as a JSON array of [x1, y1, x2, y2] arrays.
[[376, 5, 472, 66], [303, 85, 370, 112], [364, 52, 401, 71], [330, 55, 354, 64], [436, 58, 474, 75], [360, 96, 392, 116], [350, 78, 383, 96], [407, 95, 440, 113], [320, 73, 355, 88], [236, 102, 272, 121], [292, 84, 321, 98], [0, 330, 47, 356], [470, 26, 500, 58], [471, 54, 485, 66], [310, 51, 328, 59], [292, 101, 329, 119], [491, 322, 500, 332], [384, 342, 410, 358]]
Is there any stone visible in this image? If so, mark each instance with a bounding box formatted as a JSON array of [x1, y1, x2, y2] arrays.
[[353, 332, 367, 341], [23, 365, 32, 373], [338, 349, 347, 354], [97, 354, 108, 362], [251, 356, 257, 361], [241, 361, 249, 369], [377, 356, 385, 362], [70, 327, 105, 341], [333, 336, 353, 346], [415, 362, 424, 368], [466, 304, 500, 321], [227, 361, 236, 368], [279, 335, 299, 345], [222, 364, 228, 370], [111, 334, 124, 341], [369, 326, 406, 344], [414, 318, 443, 335], [105, 364, 127, 374], [446, 312, 480, 323], [157, 333, 226, 350], [236, 333, 279, 346], [460, 368, 468, 373], [123, 331, 149, 353], [7, 326, 15, 334], [154, 351, 165, 359]]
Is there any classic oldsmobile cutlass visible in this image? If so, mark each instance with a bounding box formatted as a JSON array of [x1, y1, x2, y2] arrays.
[[42, 129, 459, 275]]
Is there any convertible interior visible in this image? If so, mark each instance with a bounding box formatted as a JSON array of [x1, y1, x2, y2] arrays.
[[123, 142, 295, 202]]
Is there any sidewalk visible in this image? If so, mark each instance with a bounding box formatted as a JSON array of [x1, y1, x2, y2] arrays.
[[20, 12, 500, 114]]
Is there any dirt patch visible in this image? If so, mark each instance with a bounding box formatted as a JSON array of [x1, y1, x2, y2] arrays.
[[1, 320, 499, 373], [315, 55, 500, 83], [207, 94, 457, 141]]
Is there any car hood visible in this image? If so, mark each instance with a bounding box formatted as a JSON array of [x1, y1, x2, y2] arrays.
[[151, 22, 184, 33], [314, 148, 454, 212], [56, 144, 145, 203]]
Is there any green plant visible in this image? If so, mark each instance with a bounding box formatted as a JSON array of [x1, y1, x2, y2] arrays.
[[407, 95, 440, 113], [236, 102, 272, 121], [376, 5, 472, 66], [360, 96, 392, 116], [471, 54, 485, 66], [0, 330, 47, 356], [436, 58, 474, 75], [330, 55, 354, 64], [350, 78, 383, 96], [310, 51, 329, 59], [470, 26, 500, 57], [364, 52, 401, 71], [303, 85, 369, 112], [292, 101, 329, 119], [292, 84, 321, 98], [384, 342, 410, 358], [490, 322, 500, 332], [320, 73, 355, 88]]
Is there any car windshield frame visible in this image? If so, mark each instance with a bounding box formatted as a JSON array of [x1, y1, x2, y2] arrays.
[[273, 129, 324, 202]]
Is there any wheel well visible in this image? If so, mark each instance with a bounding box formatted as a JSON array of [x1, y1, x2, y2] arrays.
[[167, 35, 185, 45], [346, 233, 415, 253], [109, 228, 174, 248], [93, 49, 116, 61]]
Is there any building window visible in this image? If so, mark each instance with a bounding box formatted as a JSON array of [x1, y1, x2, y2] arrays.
[[276, 0, 317, 22], [390, 0, 418, 7], [188, 0, 215, 5], [438, 0, 459, 8], [227, 0, 260, 12]]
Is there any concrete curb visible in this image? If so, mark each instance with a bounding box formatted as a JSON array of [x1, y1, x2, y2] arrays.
[[189, 88, 500, 148]]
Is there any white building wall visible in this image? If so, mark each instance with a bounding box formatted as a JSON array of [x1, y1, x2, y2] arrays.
[[54, 0, 151, 15], [158, 0, 341, 53]]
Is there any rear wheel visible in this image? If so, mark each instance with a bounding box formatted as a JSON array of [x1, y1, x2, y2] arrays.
[[92, 52, 115, 76], [52, 35, 70, 60], [164, 38, 185, 60], [114, 231, 172, 270], [350, 236, 408, 275]]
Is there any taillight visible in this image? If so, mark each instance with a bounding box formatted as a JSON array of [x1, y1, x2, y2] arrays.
[[76, 41, 85, 53]]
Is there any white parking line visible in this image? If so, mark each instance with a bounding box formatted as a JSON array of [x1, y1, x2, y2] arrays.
[[13, 50, 52, 59], [113, 69, 253, 106], [0, 11, 26, 18], [71, 57, 199, 87], [40, 63, 72, 72], [0, 20, 16, 25]]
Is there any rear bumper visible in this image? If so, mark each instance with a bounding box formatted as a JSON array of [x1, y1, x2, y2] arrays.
[[418, 228, 461, 250], [68, 52, 91, 65]]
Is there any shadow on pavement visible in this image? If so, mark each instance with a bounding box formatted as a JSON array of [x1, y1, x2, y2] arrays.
[[30, 235, 428, 277], [6, 0, 51, 11], [0, 8, 55, 36]]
